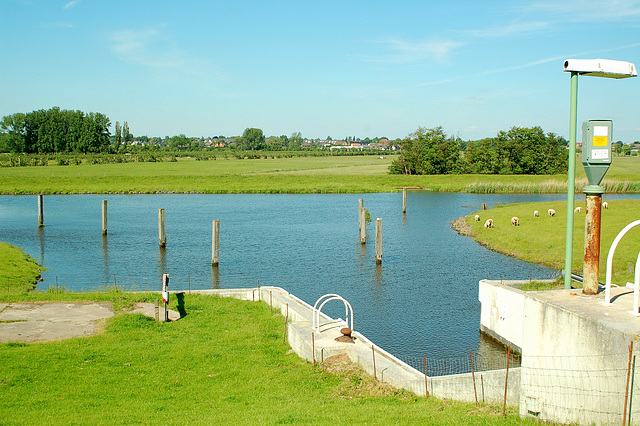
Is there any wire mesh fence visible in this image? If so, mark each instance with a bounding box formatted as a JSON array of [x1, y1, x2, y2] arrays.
[[520, 348, 640, 425], [396, 350, 521, 377]]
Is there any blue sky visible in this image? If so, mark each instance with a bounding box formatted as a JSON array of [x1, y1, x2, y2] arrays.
[[1, 1, 639, 142]]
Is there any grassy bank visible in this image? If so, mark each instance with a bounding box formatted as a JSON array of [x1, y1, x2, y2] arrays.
[[0, 154, 638, 194], [0, 242, 43, 294], [463, 199, 640, 286], [0, 292, 537, 425]]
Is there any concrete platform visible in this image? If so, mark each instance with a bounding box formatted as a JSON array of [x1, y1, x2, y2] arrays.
[[0, 302, 114, 343], [479, 279, 640, 425]]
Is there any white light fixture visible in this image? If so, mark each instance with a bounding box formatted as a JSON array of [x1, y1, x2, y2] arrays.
[[563, 59, 637, 79]]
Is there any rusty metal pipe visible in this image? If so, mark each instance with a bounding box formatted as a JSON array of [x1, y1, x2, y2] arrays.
[[583, 194, 602, 295]]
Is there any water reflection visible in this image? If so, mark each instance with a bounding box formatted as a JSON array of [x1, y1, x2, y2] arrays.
[[211, 266, 220, 289], [101, 235, 110, 288], [36, 226, 45, 265]]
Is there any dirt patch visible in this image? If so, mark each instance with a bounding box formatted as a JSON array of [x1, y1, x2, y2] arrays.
[[450, 216, 473, 236], [0, 302, 114, 343], [320, 353, 414, 399]]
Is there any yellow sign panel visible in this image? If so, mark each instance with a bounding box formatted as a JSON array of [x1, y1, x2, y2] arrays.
[[593, 125, 609, 146], [593, 136, 608, 146]]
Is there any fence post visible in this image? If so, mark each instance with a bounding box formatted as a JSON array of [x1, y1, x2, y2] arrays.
[[158, 208, 166, 247], [372, 345, 377, 380], [212, 219, 220, 266], [402, 187, 407, 214], [503, 345, 511, 417], [375, 218, 382, 265], [359, 199, 366, 244], [102, 200, 108, 235], [38, 194, 44, 227], [624, 341, 634, 426], [470, 351, 478, 405]]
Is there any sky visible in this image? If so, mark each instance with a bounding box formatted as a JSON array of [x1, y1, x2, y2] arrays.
[[1, 0, 640, 142]]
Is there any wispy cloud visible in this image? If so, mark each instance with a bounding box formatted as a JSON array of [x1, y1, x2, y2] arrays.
[[63, 0, 81, 10], [480, 41, 640, 76], [526, 0, 640, 22], [462, 21, 549, 39], [110, 28, 224, 89], [362, 38, 465, 64]]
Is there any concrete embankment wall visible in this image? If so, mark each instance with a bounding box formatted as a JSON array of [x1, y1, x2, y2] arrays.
[[188, 286, 519, 405], [478, 279, 640, 425]]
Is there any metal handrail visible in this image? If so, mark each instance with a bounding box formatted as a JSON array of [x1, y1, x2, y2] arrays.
[[633, 251, 640, 315], [604, 219, 640, 305], [312, 294, 353, 333]]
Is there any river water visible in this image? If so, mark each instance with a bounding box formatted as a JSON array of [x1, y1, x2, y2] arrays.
[[1, 192, 636, 360]]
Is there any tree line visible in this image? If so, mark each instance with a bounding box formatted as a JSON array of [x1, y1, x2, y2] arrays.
[[0, 107, 112, 154], [390, 126, 569, 175]]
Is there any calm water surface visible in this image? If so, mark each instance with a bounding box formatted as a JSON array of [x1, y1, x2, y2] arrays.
[[2, 192, 634, 360]]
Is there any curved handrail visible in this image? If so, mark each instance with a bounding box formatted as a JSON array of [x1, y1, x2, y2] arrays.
[[605, 219, 640, 305], [312, 294, 353, 333], [633, 251, 640, 315]]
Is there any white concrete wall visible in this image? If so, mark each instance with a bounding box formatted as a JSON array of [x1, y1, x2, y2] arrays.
[[478, 280, 525, 352], [519, 295, 636, 425]]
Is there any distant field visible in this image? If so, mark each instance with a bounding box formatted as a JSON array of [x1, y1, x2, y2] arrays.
[[0, 154, 638, 194]]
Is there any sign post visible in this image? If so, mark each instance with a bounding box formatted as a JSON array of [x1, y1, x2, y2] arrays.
[[581, 120, 612, 294], [162, 274, 170, 321]]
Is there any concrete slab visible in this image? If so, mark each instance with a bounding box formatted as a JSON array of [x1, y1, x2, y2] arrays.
[[529, 286, 640, 336], [130, 303, 180, 322], [0, 302, 114, 343]]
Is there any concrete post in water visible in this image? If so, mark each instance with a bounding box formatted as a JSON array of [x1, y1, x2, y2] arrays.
[[38, 194, 44, 227], [375, 218, 382, 265], [359, 199, 366, 244], [402, 188, 407, 214], [158, 208, 166, 248], [212, 220, 220, 267], [583, 194, 602, 295], [102, 200, 108, 235]]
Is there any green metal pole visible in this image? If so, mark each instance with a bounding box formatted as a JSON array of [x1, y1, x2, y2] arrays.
[[564, 71, 578, 289]]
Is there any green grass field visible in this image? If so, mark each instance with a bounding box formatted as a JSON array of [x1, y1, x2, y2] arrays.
[[0, 154, 638, 194], [465, 199, 640, 286], [0, 243, 43, 294], [0, 292, 540, 425]]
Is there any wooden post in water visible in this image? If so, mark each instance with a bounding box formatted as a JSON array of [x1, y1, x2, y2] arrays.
[[38, 194, 44, 227], [158, 208, 166, 247], [212, 220, 220, 267], [102, 200, 108, 235], [375, 218, 382, 265], [359, 199, 366, 244], [402, 188, 407, 214]]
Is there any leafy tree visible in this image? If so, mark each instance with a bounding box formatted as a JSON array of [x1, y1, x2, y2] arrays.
[[266, 135, 286, 151], [288, 132, 303, 150], [123, 122, 132, 145], [166, 134, 191, 150], [114, 121, 122, 152], [0, 108, 111, 153], [0, 112, 27, 152], [389, 126, 460, 175], [492, 126, 567, 174], [239, 128, 265, 150]]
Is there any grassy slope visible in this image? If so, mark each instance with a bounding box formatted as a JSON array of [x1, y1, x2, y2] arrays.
[[0, 242, 43, 294], [0, 293, 537, 425], [465, 199, 640, 285], [0, 154, 638, 194]]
